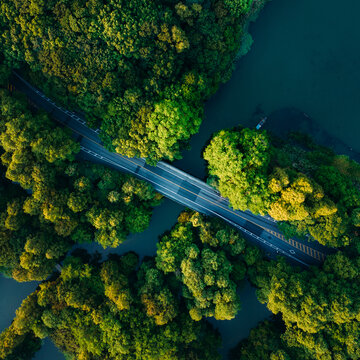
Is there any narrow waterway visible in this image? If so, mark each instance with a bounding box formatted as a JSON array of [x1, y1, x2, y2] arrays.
[[2, 0, 360, 358]]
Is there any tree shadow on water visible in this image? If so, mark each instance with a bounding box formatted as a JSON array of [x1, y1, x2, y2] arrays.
[[265, 107, 360, 162]]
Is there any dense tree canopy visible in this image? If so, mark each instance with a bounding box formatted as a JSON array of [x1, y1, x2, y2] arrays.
[[0, 252, 221, 360], [229, 318, 307, 360], [0, 86, 161, 281], [156, 211, 262, 321], [230, 247, 360, 360], [203, 128, 271, 214], [0, 324, 41, 360], [203, 129, 360, 359], [204, 128, 360, 247], [5, 3, 360, 360], [0, 0, 267, 162]]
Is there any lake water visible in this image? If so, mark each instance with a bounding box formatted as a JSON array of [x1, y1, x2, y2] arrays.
[[175, 0, 360, 178], [2, 0, 360, 358]]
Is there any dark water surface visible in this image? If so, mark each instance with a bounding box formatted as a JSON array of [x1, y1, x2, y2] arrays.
[[0, 277, 38, 329], [2, 0, 360, 358], [175, 0, 360, 178]]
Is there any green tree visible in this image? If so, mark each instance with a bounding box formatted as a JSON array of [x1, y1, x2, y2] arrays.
[[138, 261, 179, 325], [224, 0, 254, 17], [0, 87, 161, 281], [204, 127, 360, 247], [146, 99, 202, 162], [203, 128, 271, 214], [0, 252, 222, 359], [0, 0, 265, 162], [247, 250, 360, 359], [0, 324, 41, 360], [156, 211, 258, 321], [229, 319, 306, 360]]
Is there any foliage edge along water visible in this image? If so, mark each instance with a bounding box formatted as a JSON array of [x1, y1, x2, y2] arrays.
[[1, 0, 360, 359]]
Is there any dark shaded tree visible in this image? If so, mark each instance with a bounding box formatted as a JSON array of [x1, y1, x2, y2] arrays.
[[0, 252, 221, 360], [156, 211, 262, 320], [0, 85, 161, 281], [0, 0, 267, 162], [204, 128, 360, 247]]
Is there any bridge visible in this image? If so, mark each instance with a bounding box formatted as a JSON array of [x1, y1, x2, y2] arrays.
[[10, 72, 332, 268]]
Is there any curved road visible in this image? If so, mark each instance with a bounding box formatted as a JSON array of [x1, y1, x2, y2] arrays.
[[11, 73, 333, 267]]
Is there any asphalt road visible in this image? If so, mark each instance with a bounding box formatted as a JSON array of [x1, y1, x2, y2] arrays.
[[11, 72, 333, 267]]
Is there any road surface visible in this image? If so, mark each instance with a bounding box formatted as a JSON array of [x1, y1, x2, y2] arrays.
[[11, 73, 333, 267]]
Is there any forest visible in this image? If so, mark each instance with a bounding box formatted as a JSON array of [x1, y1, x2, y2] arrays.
[[0, 251, 221, 360], [1, 87, 360, 359], [1, 0, 360, 359], [202, 126, 360, 359], [0, 79, 162, 281], [155, 211, 262, 321], [204, 128, 360, 247], [0, 212, 261, 359], [0, 1, 274, 357], [230, 247, 360, 359], [3, 205, 360, 359], [0, 0, 263, 163]]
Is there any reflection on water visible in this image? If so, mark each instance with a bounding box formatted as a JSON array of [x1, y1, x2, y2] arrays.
[[71, 198, 184, 259], [33, 338, 64, 360], [208, 281, 271, 359]]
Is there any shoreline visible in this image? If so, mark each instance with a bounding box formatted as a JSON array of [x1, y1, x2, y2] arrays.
[[260, 106, 360, 163], [236, 0, 270, 60]]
